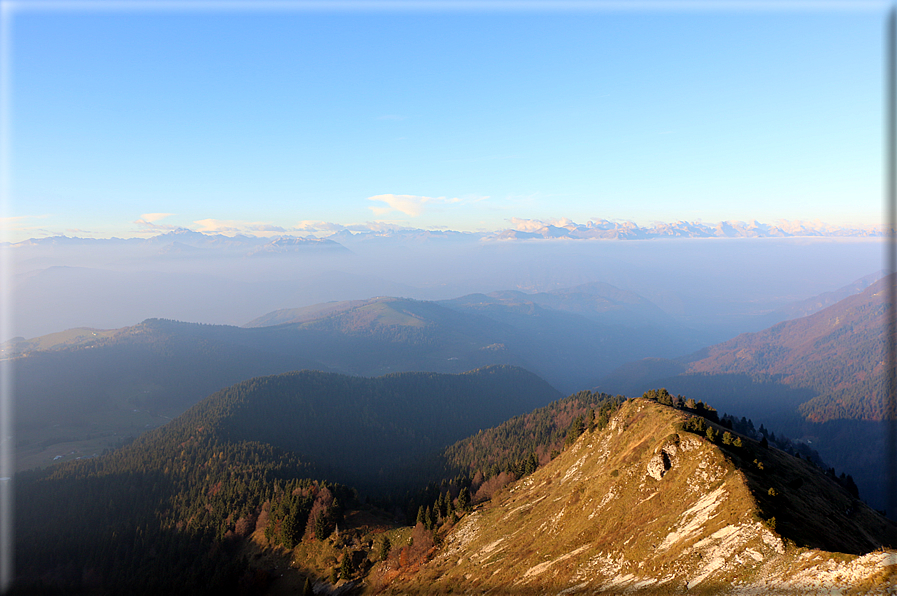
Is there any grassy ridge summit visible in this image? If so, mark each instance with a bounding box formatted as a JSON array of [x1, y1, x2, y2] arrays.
[[379, 398, 897, 595]]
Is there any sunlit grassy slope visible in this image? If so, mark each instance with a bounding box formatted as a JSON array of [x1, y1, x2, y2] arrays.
[[376, 398, 897, 595]]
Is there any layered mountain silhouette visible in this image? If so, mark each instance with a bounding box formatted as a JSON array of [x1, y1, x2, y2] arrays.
[[9, 283, 699, 473], [601, 273, 891, 422]]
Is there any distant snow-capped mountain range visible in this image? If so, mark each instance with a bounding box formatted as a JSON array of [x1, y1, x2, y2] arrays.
[[7, 218, 884, 249], [491, 218, 883, 240]]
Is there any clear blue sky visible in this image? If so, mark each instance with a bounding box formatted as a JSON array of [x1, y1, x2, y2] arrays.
[[2, 2, 887, 240]]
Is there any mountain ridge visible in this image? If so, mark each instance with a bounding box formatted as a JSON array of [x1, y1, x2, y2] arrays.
[[686, 274, 888, 422], [375, 398, 897, 594], [595, 275, 893, 513], [6, 218, 886, 248]]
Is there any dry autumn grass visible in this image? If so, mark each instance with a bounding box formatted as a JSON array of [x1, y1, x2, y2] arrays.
[[367, 398, 897, 595]]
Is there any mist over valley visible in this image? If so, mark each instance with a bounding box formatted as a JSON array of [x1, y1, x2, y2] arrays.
[[4, 5, 890, 592]]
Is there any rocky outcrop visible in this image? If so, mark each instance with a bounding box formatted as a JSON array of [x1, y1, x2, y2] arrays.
[[646, 441, 679, 480]]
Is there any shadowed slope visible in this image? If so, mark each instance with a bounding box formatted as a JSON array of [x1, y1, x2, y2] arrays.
[[159, 365, 561, 493]]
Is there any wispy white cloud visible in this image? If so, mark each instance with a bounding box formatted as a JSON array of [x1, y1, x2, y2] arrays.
[[140, 213, 173, 223], [2, 215, 60, 240], [2, 216, 40, 233], [367, 194, 461, 217], [193, 218, 286, 237], [294, 220, 348, 233], [134, 213, 180, 234]]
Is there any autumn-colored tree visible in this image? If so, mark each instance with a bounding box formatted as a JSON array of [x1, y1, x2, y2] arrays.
[[407, 522, 435, 566]]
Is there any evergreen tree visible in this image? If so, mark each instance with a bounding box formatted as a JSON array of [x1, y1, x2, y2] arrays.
[[340, 553, 352, 580], [281, 514, 298, 549], [457, 486, 471, 512], [425, 505, 436, 530], [378, 535, 391, 561], [844, 474, 860, 498], [314, 511, 328, 541], [331, 497, 343, 523], [523, 452, 538, 475]]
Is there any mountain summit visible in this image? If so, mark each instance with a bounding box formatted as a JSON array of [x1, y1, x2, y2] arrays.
[[378, 398, 896, 594]]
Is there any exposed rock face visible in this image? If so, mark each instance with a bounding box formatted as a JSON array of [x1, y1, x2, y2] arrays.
[[646, 442, 678, 480], [378, 399, 897, 595]]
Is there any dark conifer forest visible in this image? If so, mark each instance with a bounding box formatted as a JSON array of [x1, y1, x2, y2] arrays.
[[12, 366, 561, 594]]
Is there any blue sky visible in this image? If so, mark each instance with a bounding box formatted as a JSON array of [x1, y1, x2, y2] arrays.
[[1, 2, 887, 240]]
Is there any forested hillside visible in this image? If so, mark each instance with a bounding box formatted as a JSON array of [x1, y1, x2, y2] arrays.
[[15, 422, 351, 595], [686, 275, 888, 422], [15, 378, 893, 595], [178, 366, 560, 491], [440, 389, 623, 478], [13, 366, 558, 594]]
